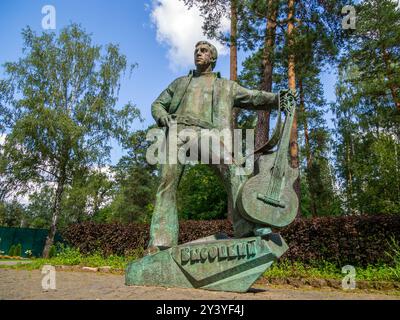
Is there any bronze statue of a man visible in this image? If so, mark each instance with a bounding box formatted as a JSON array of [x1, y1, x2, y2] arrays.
[[148, 40, 281, 252]]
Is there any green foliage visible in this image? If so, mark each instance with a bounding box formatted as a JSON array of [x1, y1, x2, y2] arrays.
[[61, 169, 115, 225], [265, 260, 342, 280], [1, 23, 139, 187], [329, 0, 400, 215], [0, 23, 140, 243], [178, 165, 227, 220], [53, 245, 82, 265], [14, 243, 22, 257], [345, 0, 400, 108], [8, 245, 16, 256], [48, 245, 56, 258], [385, 236, 400, 281], [0, 201, 27, 227], [8, 169, 116, 229], [333, 65, 400, 214], [105, 127, 159, 223], [108, 166, 156, 223], [24, 249, 33, 258]]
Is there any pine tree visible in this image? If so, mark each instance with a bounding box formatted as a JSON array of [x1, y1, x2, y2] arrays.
[[346, 0, 400, 112], [331, 0, 400, 215]]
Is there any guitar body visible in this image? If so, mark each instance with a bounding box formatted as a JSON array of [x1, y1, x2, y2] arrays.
[[237, 153, 299, 228]]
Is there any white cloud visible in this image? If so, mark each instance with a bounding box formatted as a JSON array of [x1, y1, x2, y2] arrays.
[[150, 0, 230, 71]]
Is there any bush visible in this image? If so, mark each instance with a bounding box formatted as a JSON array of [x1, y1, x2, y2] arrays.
[[61, 215, 400, 266], [178, 220, 233, 243], [14, 244, 22, 257], [281, 215, 400, 267], [55, 246, 83, 265], [25, 249, 33, 258], [61, 220, 232, 256], [8, 245, 16, 256], [48, 245, 57, 258], [385, 236, 400, 280]]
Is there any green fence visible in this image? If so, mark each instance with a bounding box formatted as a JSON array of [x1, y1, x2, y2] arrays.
[[0, 226, 63, 257]]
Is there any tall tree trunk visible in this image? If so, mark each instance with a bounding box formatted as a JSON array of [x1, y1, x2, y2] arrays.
[[287, 0, 297, 165], [345, 132, 354, 213], [299, 78, 316, 216], [230, 0, 238, 120], [228, 0, 238, 222], [287, 0, 301, 217], [42, 173, 66, 258], [255, 0, 278, 151]]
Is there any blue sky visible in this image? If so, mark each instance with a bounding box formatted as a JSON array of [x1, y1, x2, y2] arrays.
[[0, 0, 337, 165]]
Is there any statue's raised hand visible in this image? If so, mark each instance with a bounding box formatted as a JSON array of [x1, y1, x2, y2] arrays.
[[279, 89, 297, 100], [279, 89, 298, 114]]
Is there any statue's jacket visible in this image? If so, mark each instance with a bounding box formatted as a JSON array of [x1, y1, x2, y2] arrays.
[[152, 70, 278, 131]]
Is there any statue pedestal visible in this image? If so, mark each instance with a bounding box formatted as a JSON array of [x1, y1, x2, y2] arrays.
[[125, 233, 288, 293]]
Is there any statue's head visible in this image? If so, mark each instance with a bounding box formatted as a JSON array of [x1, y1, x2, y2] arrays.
[[194, 41, 218, 71]]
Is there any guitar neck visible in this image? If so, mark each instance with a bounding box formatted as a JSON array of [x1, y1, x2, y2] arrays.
[[273, 99, 296, 169], [264, 97, 296, 203]]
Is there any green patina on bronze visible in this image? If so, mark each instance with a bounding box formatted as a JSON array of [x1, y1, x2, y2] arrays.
[[238, 92, 299, 227], [149, 41, 278, 248], [126, 233, 288, 292], [125, 40, 299, 292]]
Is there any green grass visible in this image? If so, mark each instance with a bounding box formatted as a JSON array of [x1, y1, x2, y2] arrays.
[[265, 236, 400, 283], [264, 260, 400, 282], [265, 260, 341, 280], [0, 246, 144, 271]]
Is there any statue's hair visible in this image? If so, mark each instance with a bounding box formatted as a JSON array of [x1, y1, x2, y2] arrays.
[[195, 41, 218, 70]]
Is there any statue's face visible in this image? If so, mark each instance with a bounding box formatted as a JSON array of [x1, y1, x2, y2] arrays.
[[194, 44, 212, 69]]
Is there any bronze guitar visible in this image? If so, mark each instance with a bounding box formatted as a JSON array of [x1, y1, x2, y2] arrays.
[[237, 92, 299, 228]]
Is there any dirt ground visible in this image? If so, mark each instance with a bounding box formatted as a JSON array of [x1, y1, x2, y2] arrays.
[[1, 269, 399, 300]]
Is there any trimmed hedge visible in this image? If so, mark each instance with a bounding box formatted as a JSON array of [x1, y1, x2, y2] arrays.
[[282, 216, 400, 266], [61, 220, 233, 256], [61, 221, 150, 256], [61, 215, 400, 266]]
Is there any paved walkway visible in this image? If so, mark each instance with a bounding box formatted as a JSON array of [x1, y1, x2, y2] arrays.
[[0, 269, 399, 300]]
